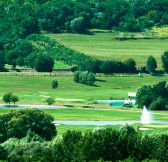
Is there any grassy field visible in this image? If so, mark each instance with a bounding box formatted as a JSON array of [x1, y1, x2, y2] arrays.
[[4, 61, 70, 70], [1, 74, 168, 104], [49, 33, 168, 69], [0, 107, 167, 135]]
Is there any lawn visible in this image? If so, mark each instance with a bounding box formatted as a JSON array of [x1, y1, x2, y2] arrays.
[[49, 33, 168, 69], [0, 107, 167, 135], [1, 74, 168, 104], [4, 60, 70, 71]]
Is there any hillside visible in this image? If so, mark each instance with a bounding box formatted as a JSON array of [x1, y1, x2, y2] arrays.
[[49, 33, 168, 69]]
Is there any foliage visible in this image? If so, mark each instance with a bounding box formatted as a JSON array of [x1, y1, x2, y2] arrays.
[[2, 93, 19, 105], [35, 53, 54, 72], [2, 93, 12, 105], [149, 97, 166, 110], [124, 58, 136, 73], [0, 109, 56, 142], [74, 71, 95, 86], [0, 52, 5, 70], [51, 80, 58, 89], [10, 94, 19, 104], [150, 26, 168, 39], [46, 97, 55, 106], [0, 124, 168, 161], [136, 81, 168, 110], [0, 0, 168, 73], [146, 55, 157, 73], [161, 51, 168, 73]]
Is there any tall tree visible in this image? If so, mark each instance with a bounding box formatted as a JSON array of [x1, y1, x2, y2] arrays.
[[0, 109, 56, 142], [162, 51, 168, 73], [146, 55, 157, 73], [35, 53, 54, 72]]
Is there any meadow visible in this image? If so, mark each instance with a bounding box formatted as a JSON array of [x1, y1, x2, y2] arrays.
[[4, 60, 70, 70], [1, 74, 168, 104], [50, 33, 168, 69]]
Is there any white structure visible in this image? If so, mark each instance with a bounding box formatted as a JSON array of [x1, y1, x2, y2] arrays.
[[128, 92, 136, 98]]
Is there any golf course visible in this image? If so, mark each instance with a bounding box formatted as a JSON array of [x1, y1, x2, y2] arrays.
[[50, 33, 168, 69], [0, 72, 168, 135], [0, 32, 168, 136]]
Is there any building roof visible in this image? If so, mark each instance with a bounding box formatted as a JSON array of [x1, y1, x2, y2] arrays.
[[128, 92, 137, 97]]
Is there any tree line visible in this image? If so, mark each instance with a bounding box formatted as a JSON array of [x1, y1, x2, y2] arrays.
[[0, 0, 168, 73], [0, 109, 167, 162], [0, 0, 167, 38]]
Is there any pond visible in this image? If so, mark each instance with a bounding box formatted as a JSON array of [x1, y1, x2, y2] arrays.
[[53, 120, 168, 126], [96, 100, 136, 106], [0, 104, 66, 109]]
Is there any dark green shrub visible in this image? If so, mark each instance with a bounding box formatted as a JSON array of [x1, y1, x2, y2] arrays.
[[46, 97, 55, 106], [51, 80, 58, 89]]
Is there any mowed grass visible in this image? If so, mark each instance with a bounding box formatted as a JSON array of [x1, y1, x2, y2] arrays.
[[1, 75, 168, 104], [0, 108, 167, 135], [49, 33, 168, 69], [5, 61, 70, 70]]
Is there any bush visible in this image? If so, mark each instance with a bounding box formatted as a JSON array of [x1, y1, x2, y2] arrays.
[[46, 97, 55, 106], [123, 103, 133, 108], [51, 80, 58, 89]]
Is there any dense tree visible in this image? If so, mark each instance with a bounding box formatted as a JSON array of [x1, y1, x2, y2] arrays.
[[161, 51, 168, 73], [124, 58, 136, 73], [2, 93, 12, 105], [136, 85, 153, 108], [149, 97, 166, 110], [52, 130, 82, 162], [2, 93, 19, 105], [51, 80, 58, 89], [0, 52, 5, 70], [10, 94, 19, 104], [35, 53, 54, 72], [74, 71, 95, 86], [146, 55, 157, 73], [136, 81, 168, 109], [0, 125, 168, 161], [0, 109, 56, 142]]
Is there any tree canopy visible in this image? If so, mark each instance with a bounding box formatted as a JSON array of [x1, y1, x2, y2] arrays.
[[0, 109, 56, 142], [136, 81, 168, 110]]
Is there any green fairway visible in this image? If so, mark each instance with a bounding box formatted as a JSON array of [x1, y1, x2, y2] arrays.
[[0, 107, 167, 135], [1, 75, 168, 104], [49, 33, 168, 69]]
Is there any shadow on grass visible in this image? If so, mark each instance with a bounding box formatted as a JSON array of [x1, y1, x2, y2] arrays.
[[96, 79, 106, 82]]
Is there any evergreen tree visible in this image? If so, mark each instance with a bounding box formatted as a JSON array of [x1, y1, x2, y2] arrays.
[[146, 55, 157, 73], [162, 51, 168, 73]]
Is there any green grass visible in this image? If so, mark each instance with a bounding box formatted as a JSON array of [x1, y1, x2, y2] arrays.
[[54, 61, 70, 69], [1, 75, 168, 104], [0, 108, 167, 135], [4, 61, 70, 71], [49, 33, 168, 69]]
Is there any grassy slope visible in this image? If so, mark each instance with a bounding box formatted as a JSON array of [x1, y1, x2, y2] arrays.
[[5, 61, 70, 70], [49, 33, 168, 69], [1, 75, 168, 104]]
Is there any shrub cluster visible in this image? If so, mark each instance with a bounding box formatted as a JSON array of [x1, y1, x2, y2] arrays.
[[74, 71, 96, 86]]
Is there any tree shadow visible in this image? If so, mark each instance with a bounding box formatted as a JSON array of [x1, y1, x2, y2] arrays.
[[96, 79, 106, 82]]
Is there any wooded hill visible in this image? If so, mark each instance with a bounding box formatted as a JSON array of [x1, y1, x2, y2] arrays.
[[0, 0, 168, 72]]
